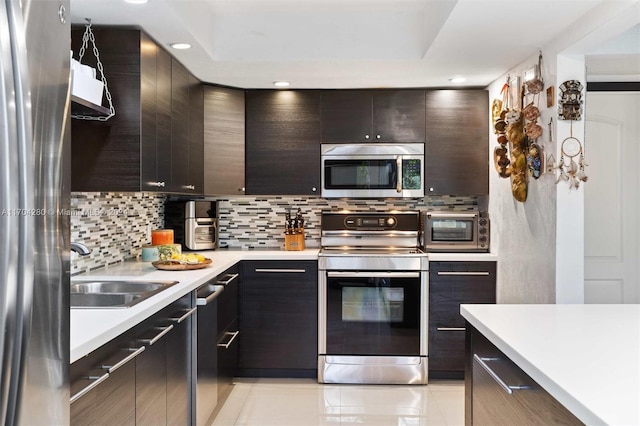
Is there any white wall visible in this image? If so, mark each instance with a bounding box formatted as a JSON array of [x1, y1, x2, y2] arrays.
[[488, 57, 558, 304], [488, 1, 639, 304]]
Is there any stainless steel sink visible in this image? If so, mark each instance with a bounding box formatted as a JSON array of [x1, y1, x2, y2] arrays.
[[70, 280, 179, 309]]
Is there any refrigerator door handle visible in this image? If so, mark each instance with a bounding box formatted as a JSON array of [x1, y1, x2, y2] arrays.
[[0, 1, 20, 422], [2, 0, 35, 424]]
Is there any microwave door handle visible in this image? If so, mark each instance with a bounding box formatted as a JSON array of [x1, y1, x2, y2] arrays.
[[396, 156, 402, 193]]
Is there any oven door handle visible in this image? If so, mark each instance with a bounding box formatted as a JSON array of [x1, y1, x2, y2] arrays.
[[327, 271, 421, 278]]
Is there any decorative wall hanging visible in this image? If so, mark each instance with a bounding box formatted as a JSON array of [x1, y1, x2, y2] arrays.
[[546, 86, 554, 107], [524, 52, 544, 95], [558, 80, 583, 120], [552, 120, 588, 189]]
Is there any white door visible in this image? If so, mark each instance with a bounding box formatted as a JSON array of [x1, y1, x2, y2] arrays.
[[584, 92, 640, 303]]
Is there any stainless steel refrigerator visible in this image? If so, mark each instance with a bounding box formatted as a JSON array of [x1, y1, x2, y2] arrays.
[[1, 0, 70, 424]]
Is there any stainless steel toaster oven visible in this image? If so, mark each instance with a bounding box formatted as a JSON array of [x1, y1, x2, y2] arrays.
[[422, 211, 489, 252]]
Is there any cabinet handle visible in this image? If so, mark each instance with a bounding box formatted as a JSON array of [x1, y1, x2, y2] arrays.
[[254, 268, 306, 273], [216, 273, 239, 286], [239, 187, 245, 192], [70, 371, 110, 404], [312, 187, 317, 192], [141, 325, 174, 345], [217, 330, 239, 349], [197, 285, 224, 306], [101, 346, 146, 373], [364, 134, 370, 139], [376, 134, 381, 139], [473, 354, 532, 395], [170, 307, 197, 323], [437, 327, 466, 331], [185, 184, 195, 191], [436, 271, 490, 276], [396, 156, 402, 193], [149, 181, 165, 188]]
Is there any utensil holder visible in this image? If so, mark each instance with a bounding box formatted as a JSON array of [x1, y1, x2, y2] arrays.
[[284, 231, 305, 251]]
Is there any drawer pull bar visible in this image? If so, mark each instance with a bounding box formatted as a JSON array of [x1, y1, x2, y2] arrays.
[[473, 354, 532, 395], [197, 285, 224, 306], [254, 269, 306, 273], [437, 327, 466, 331], [141, 325, 174, 346], [170, 307, 197, 323], [437, 271, 490, 276], [101, 346, 146, 373], [70, 371, 109, 404], [217, 330, 240, 349], [217, 273, 239, 285]]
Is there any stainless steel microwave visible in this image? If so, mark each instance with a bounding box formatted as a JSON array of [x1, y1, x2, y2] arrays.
[[422, 211, 489, 252], [321, 143, 424, 198]]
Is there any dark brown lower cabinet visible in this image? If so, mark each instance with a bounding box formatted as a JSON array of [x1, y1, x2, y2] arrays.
[[166, 304, 196, 425], [70, 353, 136, 426], [70, 295, 193, 426], [466, 326, 582, 426], [239, 260, 318, 377], [429, 261, 496, 379], [135, 330, 168, 425]]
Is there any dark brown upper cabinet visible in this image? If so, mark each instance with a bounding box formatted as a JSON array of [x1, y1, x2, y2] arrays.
[[425, 90, 489, 196], [245, 90, 321, 195], [71, 28, 203, 194], [170, 60, 203, 194], [321, 90, 426, 143], [203, 86, 245, 196]]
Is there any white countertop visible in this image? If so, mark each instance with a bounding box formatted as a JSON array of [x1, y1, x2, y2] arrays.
[[71, 248, 496, 363], [427, 252, 497, 262], [461, 304, 640, 426], [70, 249, 319, 363]]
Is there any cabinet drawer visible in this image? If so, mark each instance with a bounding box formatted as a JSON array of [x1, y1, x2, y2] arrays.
[[430, 281, 495, 327], [469, 328, 582, 425], [429, 326, 466, 373], [216, 268, 240, 331]]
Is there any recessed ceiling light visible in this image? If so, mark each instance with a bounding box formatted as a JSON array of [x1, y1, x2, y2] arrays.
[[273, 81, 290, 88], [170, 43, 192, 50], [449, 77, 467, 84], [123, 0, 148, 4]]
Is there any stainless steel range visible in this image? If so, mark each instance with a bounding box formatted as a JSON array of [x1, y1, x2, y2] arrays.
[[318, 211, 429, 385]]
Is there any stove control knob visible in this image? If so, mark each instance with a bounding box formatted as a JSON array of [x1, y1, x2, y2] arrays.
[[479, 227, 487, 234], [386, 217, 396, 226]]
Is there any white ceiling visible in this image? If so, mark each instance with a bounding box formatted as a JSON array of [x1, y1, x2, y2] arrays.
[[69, 0, 632, 89]]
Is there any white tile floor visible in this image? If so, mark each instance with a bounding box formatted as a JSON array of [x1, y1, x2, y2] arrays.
[[212, 378, 465, 426]]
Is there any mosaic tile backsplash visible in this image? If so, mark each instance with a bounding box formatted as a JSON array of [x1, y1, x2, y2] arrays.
[[71, 192, 478, 272], [71, 192, 166, 274], [217, 196, 479, 249]]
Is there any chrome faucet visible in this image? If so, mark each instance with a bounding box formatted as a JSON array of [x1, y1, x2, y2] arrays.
[[70, 242, 91, 256]]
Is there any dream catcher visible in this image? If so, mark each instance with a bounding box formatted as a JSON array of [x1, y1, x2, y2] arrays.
[[553, 121, 588, 189]]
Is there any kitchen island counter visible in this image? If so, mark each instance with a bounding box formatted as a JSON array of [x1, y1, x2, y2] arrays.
[[461, 304, 640, 425], [70, 248, 319, 363]]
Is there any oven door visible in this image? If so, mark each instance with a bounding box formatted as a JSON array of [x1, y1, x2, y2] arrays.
[[324, 271, 421, 356]]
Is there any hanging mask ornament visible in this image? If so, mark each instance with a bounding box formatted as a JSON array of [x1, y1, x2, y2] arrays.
[[558, 80, 583, 121]]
